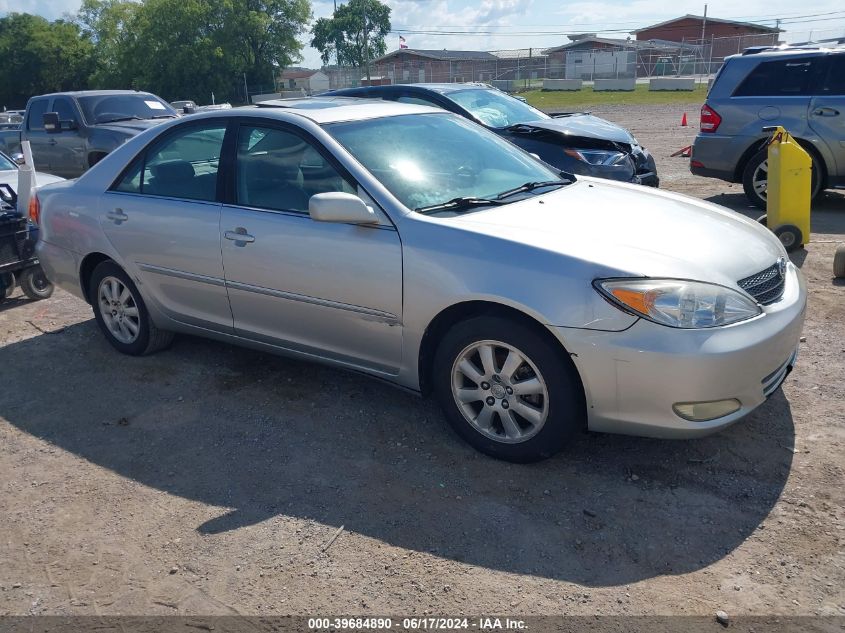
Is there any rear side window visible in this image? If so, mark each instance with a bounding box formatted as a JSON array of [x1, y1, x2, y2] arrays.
[[734, 58, 824, 97], [27, 99, 49, 130], [822, 55, 845, 95], [113, 123, 226, 201]]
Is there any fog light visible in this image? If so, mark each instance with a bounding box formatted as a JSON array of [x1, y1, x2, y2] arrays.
[[672, 399, 741, 422]]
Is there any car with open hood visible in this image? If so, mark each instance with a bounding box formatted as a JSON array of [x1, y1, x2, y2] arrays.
[[33, 97, 803, 462], [324, 83, 659, 187]]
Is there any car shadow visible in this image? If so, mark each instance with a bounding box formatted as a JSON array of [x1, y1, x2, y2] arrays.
[[0, 321, 796, 587], [705, 190, 845, 236]]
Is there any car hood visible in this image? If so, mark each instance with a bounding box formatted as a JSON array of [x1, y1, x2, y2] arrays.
[[447, 178, 784, 287], [95, 118, 172, 134], [0, 169, 64, 192], [512, 114, 636, 145]]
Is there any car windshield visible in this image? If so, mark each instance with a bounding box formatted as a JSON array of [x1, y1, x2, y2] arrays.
[[0, 153, 16, 170], [326, 113, 564, 212], [446, 88, 549, 128], [78, 94, 178, 124]]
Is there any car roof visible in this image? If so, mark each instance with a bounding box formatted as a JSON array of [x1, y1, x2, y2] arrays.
[[333, 83, 490, 96], [727, 46, 845, 63], [30, 90, 162, 99], [253, 96, 442, 123]]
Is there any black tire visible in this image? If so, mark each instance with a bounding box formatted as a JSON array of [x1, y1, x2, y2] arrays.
[[742, 147, 822, 211], [433, 315, 585, 463], [833, 244, 845, 279], [774, 224, 803, 252], [1, 272, 14, 299], [756, 214, 767, 227], [89, 260, 174, 355], [20, 267, 54, 300]]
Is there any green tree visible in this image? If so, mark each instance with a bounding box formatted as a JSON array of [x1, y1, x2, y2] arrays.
[[311, 0, 391, 78], [77, 0, 141, 88], [77, 0, 311, 103], [0, 13, 95, 108]]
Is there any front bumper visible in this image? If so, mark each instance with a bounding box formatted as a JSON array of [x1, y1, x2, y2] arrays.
[[557, 264, 806, 438]]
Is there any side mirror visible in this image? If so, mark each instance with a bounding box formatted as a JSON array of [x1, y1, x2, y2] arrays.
[[11, 152, 25, 165], [183, 106, 195, 114], [309, 192, 378, 224], [43, 112, 60, 133]]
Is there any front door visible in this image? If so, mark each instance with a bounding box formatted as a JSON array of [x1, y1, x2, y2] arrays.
[[102, 121, 234, 332], [42, 97, 87, 178], [808, 54, 845, 180], [23, 97, 51, 173], [220, 122, 403, 375]]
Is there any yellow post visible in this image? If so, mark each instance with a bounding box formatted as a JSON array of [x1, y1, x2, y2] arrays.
[[765, 126, 811, 252]]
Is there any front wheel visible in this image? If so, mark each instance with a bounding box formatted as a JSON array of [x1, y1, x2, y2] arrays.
[[89, 260, 173, 355], [433, 316, 585, 462], [20, 267, 54, 300]]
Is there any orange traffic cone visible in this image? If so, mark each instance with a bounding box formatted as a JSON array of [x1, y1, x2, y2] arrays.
[[681, 112, 688, 127]]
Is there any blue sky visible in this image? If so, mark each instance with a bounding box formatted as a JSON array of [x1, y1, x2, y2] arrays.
[[4, 0, 845, 68]]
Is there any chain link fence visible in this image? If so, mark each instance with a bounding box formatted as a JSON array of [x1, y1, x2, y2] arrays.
[[291, 28, 844, 94]]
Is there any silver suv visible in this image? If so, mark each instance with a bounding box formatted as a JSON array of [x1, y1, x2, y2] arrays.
[[691, 46, 845, 209]]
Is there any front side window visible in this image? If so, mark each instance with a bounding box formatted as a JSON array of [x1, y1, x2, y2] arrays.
[[446, 88, 549, 128], [235, 125, 354, 213], [52, 98, 77, 123], [114, 123, 226, 202], [27, 99, 49, 130], [326, 113, 562, 212], [734, 58, 824, 97]]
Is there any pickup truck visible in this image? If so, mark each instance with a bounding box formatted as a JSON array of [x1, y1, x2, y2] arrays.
[[0, 90, 178, 179]]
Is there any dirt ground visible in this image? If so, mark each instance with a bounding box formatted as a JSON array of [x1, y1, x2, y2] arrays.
[[0, 105, 843, 620]]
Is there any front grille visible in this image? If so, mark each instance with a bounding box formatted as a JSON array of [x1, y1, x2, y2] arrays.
[[738, 262, 786, 305]]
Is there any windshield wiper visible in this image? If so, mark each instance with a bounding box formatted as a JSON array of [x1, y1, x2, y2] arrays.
[[99, 115, 144, 123], [151, 114, 177, 119], [495, 180, 568, 200], [416, 196, 507, 214]]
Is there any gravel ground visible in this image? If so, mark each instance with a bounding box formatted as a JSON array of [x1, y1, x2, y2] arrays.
[[0, 105, 843, 619]]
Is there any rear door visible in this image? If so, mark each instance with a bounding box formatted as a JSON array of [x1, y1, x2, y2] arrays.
[[808, 54, 845, 180], [728, 55, 826, 137], [102, 120, 234, 332]]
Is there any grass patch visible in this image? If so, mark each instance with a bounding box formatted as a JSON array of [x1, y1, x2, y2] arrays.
[[523, 84, 708, 110]]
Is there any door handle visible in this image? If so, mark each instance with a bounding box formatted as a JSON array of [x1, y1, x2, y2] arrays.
[[48, 139, 57, 145], [224, 228, 255, 245], [812, 107, 840, 117], [106, 208, 128, 224]]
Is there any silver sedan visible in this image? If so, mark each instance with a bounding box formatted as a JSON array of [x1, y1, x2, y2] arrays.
[[33, 98, 806, 462]]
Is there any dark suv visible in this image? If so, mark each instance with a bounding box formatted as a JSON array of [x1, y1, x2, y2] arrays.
[[691, 46, 845, 208]]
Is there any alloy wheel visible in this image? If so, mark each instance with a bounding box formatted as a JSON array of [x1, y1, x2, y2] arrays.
[[98, 276, 141, 344], [451, 340, 549, 444]]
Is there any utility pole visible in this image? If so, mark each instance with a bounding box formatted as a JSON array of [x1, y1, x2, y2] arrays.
[[362, 0, 371, 81], [700, 4, 708, 43], [243, 73, 248, 104]]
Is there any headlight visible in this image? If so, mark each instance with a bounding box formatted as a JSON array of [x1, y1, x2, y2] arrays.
[[564, 148, 628, 166], [595, 279, 762, 328]]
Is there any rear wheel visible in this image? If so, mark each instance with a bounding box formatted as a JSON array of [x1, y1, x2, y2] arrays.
[[742, 148, 822, 210], [433, 316, 584, 462], [89, 261, 173, 355], [20, 267, 54, 300]]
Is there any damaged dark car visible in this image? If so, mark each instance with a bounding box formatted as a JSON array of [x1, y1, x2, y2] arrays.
[[324, 83, 658, 187]]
